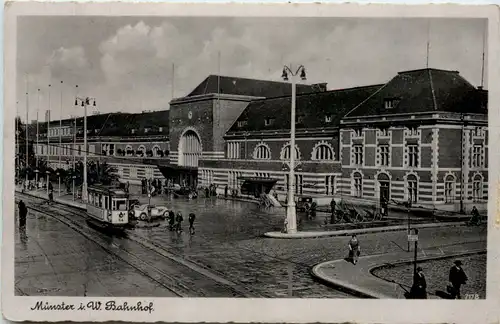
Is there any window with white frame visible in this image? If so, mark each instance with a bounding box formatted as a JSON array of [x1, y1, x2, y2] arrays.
[[379, 145, 390, 166], [408, 145, 419, 167], [227, 142, 240, 159], [445, 175, 455, 203], [325, 175, 335, 195], [379, 128, 389, 137], [473, 175, 483, 201], [353, 173, 363, 198], [137, 145, 146, 156], [324, 115, 332, 123], [407, 175, 418, 203], [295, 174, 303, 195], [264, 118, 275, 126], [237, 120, 248, 128], [125, 145, 133, 156], [314, 144, 334, 160], [408, 127, 419, 136], [152, 145, 161, 157], [282, 145, 300, 160], [353, 145, 363, 166], [254, 144, 271, 160], [472, 145, 482, 167]]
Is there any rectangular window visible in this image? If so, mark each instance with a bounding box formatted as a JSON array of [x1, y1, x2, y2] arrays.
[[295, 175, 303, 195], [408, 180, 418, 203], [78, 145, 81, 155], [408, 145, 419, 167], [379, 145, 390, 166], [237, 120, 248, 128], [325, 175, 335, 195], [296, 115, 305, 124], [324, 115, 332, 123], [354, 145, 363, 165], [264, 118, 275, 126], [384, 99, 394, 109], [472, 145, 482, 167], [109, 144, 115, 156], [473, 180, 482, 201], [408, 127, 419, 136], [354, 178, 362, 198], [445, 181, 454, 203]]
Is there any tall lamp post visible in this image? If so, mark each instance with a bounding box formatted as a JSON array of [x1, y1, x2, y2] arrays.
[[281, 64, 307, 234], [35, 88, 40, 185], [25, 78, 29, 190], [46, 84, 51, 196], [75, 95, 96, 202], [58, 81, 63, 196]]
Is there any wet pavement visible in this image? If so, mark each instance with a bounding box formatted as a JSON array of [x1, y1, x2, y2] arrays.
[[14, 191, 488, 298]]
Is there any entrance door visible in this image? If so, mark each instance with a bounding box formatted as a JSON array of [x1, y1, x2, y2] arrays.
[[379, 181, 390, 203], [377, 173, 390, 215]]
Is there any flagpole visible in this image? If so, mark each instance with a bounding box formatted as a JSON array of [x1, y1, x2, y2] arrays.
[[46, 84, 51, 196], [426, 21, 430, 68], [25, 75, 29, 189], [481, 21, 486, 88], [59, 80, 63, 196], [36, 88, 40, 185], [16, 101, 19, 183], [171, 63, 175, 99]]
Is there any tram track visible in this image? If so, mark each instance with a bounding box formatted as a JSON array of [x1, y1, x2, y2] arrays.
[[16, 192, 264, 297]]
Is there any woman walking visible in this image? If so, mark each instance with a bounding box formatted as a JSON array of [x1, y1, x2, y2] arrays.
[[348, 234, 361, 265]]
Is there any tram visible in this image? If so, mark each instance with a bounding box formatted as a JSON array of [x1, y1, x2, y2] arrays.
[[86, 184, 130, 228]]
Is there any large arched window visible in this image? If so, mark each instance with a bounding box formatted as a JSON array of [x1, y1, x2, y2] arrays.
[[125, 145, 133, 157], [312, 143, 334, 160], [137, 145, 146, 157], [445, 175, 456, 203], [353, 172, 363, 198], [407, 174, 418, 203], [281, 144, 301, 160], [152, 145, 161, 157], [253, 143, 271, 160], [473, 174, 483, 202]]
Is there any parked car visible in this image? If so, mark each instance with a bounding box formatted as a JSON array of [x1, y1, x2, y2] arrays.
[[131, 204, 169, 221], [296, 196, 313, 212]]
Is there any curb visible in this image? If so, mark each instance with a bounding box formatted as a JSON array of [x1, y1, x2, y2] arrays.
[[264, 222, 465, 239], [310, 263, 390, 299]]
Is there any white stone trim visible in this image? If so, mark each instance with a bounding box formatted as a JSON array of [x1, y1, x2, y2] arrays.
[[279, 141, 302, 160], [252, 142, 272, 160], [311, 140, 336, 161]]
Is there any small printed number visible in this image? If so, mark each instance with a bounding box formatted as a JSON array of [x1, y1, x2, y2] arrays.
[[465, 294, 480, 300]]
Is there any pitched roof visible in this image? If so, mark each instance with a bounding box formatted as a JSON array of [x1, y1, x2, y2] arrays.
[[344, 68, 487, 118], [227, 84, 382, 133], [186, 75, 326, 98], [40, 110, 170, 137]]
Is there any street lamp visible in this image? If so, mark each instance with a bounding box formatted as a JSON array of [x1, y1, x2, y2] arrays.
[[281, 64, 307, 234], [75, 95, 96, 202]]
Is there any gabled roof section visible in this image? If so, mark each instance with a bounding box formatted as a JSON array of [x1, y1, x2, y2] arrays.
[[187, 75, 325, 98], [344, 68, 487, 118], [227, 84, 382, 133]]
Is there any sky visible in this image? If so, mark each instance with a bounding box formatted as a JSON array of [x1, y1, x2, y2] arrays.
[[16, 17, 488, 122]]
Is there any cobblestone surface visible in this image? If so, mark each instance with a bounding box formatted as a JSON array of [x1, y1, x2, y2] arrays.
[[130, 195, 487, 298], [373, 254, 487, 298]]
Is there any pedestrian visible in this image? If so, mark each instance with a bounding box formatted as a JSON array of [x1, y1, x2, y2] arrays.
[[411, 267, 427, 299], [449, 260, 468, 299], [224, 185, 228, 198], [330, 198, 336, 224], [188, 213, 196, 235], [348, 234, 360, 265], [175, 212, 184, 233], [126, 181, 130, 194], [205, 187, 210, 198], [48, 182, 53, 193], [158, 180, 162, 194], [48, 189, 54, 204], [168, 210, 175, 231], [468, 206, 480, 226], [18, 200, 27, 229], [310, 202, 317, 219]]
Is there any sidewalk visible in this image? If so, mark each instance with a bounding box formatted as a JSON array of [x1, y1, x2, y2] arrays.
[[311, 240, 486, 299], [264, 221, 464, 239], [16, 187, 86, 210]]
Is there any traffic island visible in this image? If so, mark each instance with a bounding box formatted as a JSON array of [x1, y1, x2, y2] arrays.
[[264, 221, 465, 239], [310, 241, 486, 299]]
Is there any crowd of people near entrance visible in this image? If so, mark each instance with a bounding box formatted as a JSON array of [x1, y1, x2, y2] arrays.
[[164, 209, 196, 235]]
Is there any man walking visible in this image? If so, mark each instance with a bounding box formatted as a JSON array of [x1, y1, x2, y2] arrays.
[[348, 234, 360, 265], [175, 212, 184, 234], [168, 210, 175, 231], [411, 267, 427, 299], [188, 213, 196, 235], [449, 260, 468, 299], [18, 200, 28, 230]]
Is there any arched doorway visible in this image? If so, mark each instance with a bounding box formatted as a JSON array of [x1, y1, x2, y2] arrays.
[[377, 173, 390, 206], [178, 129, 202, 167]]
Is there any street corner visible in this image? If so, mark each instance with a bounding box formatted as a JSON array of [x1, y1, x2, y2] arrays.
[[310, 260, 390, 299]]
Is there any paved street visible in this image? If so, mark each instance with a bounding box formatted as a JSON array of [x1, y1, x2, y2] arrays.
[[15, 191, 487, 298]]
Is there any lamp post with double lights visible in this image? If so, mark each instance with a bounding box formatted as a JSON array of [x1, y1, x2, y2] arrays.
[[281, 64, 307, 234], [35, 88, 40, 186], [46, 84, 51, 197], [75, 95, 96, 202]]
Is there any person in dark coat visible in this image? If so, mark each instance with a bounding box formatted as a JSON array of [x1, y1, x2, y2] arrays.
[[168, 210, 175, 231], [48, 182, 53, 192], [205, 187, 210, 198], [175, 212, 184, 233], [348, 234, 360, 265], [411, 267, 427, 299], [224, 185, 228, 198], [188, 213, 196, 235], [310, 202, 317, 219], [449, 260, 468, 299], [48, 189, 54, 204], [18, 200, 27, 229]]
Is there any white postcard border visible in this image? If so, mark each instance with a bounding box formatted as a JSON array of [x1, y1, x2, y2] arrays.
[[3, 3, 500, 323]]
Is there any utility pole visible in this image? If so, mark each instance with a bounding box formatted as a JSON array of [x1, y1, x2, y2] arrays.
[[46, 84, 51, 197], [36, 88, 40, 185], [25, 75, 29, 189], [59, 80, 63, 196]]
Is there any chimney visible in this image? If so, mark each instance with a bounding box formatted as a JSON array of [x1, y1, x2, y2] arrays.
[[478, 86, 484, 90]]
